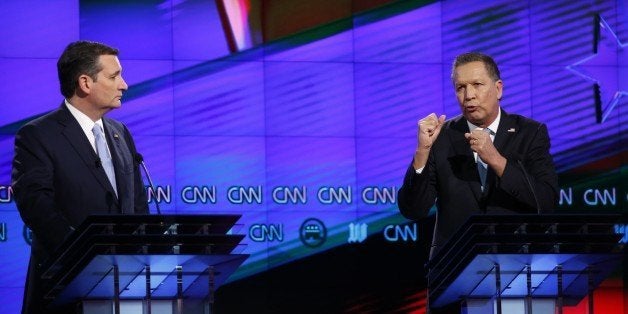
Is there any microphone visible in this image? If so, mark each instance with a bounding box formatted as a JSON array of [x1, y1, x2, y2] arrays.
[[135, 153, 161, 215], [517, 159, 541, 214]]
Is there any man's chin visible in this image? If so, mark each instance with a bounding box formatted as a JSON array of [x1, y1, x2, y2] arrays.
[[102, 105, 121, 114], [464, 113, 485, 125], [107, 102, 122, 110]]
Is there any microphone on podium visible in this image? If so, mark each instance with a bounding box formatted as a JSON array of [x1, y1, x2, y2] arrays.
[[135, 153, 162, 215], [517, 159, 541, 214]]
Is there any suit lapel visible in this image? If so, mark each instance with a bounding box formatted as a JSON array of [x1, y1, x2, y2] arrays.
[[494, 109, 515, 152], [55, 105, 118, 197], [485, 109, 516, 195], [448, 117, 483, 202]]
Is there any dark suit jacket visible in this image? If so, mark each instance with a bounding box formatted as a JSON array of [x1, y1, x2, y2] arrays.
[[11, 103, 148, 313], [397, 109, 559, 260]]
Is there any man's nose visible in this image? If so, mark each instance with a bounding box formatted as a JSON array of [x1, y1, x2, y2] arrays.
[[119, 76, 128, 91], [465, 86, 476, 99]]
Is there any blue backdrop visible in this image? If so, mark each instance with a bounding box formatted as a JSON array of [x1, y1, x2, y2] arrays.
[[0, 0, 626, 312]]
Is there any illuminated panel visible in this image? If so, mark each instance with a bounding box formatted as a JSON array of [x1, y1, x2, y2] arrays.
[[0, 0, 626, 309], [0, 1, 78, 58], [265, 62, 355, 137], [133, 135, 176, 214], [529, 2, 621, 174], [264, 29, 354, 62], [354, 63, 443, 138], [265, 137, 356, 213], [173, 61, 264, 136], [354, 1, 442, 63], [0, 287, 23, 314], [441, 0, 531, 64], [529, 1, 609, 65], [532, 64, 620, 172], [0, 136, 14, 184], [0, 59, 60, 126], [0, 211, 29, 286], [172, 0, 231, 61], [79, 0, 173, 60], [174, 136, 266, 212], [499, 65, 533, 118], [355, 138, 415, 212]]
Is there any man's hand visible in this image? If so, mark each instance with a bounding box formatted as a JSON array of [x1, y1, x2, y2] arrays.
[[413, 113, 445, 170], [464, 129, 506, 177]]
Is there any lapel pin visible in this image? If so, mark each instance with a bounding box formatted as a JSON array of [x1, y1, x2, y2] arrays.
[[507, 128, 516, 132], [113, 133, 119, 139]]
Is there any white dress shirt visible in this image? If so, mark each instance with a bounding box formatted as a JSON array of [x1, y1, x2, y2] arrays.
[[65, 100, 110, 155]]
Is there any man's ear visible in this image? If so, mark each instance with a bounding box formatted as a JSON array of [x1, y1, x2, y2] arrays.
[[495, 79, 503, 100], [77, 74, 92, 94]]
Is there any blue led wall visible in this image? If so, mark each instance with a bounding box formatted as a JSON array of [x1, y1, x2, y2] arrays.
[[0, 0, 626, 312]]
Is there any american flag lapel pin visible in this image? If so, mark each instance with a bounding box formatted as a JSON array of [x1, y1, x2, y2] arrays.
[[507, 128, 516, 133]]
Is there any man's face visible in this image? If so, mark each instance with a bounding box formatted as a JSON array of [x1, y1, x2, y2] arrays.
[[87, 54, 128, 112], [453, 61, 502, 128]]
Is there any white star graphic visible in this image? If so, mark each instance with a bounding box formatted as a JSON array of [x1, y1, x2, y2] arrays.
[[566, 15, 627, 123]]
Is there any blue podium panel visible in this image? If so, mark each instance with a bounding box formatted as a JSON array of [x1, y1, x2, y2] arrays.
[[53, 254, 247, 302], [427, 214, 625, 310], [39, 215, 249, 311], [433, 253, 621, 308]]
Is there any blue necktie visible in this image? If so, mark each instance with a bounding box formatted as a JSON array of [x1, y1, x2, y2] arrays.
[[93, 124, 118, 197], [477, 128, 493, 191]]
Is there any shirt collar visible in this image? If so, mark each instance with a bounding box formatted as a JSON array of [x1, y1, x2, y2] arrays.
[[65, 99, 104, 133]]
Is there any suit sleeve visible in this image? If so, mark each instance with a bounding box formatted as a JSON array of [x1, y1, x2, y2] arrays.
[[498, 123, 559, 212], [397, 152, 438, 220], [123, 125, 149, 214], [11, 124, 74, 254]]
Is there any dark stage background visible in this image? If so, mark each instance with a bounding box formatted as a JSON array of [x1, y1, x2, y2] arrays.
[[0, 0, 626, 313]]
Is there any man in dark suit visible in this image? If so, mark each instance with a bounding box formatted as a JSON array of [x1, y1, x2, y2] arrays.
[[397, 52, 559, 313], [12, 41, 148, 313]]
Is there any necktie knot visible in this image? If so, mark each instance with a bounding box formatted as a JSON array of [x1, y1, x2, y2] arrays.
[[92, 124, 102, 135]]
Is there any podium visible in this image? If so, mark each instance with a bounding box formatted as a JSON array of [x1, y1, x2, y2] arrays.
[[427, 214, 625, 314], [40, 214, 249, 314]]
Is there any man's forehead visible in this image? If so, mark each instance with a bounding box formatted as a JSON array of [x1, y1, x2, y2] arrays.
[[97, 54, 122, 71], [454, 63, 489, 81], [98, 54, 120, 63]]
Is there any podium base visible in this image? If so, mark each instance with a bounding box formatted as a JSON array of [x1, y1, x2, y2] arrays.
[[82, 300, 211, 314], [464, 299, 555, 314]]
